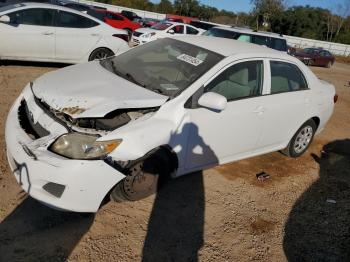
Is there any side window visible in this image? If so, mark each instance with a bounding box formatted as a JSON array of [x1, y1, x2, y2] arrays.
[[271, 38, 287, 51], [8, 8, 55, 26], [172, 25, 184, 34], [56, 11, 98, 28], [253, 35, 270, 46], [186, 26, 199, 35], [205, 61, 264, 101], [236, 34, 251, 43], [270, 61, 308, 94]]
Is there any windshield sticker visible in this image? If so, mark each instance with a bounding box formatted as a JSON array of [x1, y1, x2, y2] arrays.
[[177, 54, 204, 66], [160, 84, 179, 91]]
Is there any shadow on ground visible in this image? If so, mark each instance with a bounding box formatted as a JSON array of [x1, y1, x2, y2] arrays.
[[283, 139, 350, 261], [142, 171, 205, 262], [0, 197, 94, 262], [142, 122, 220, 262]]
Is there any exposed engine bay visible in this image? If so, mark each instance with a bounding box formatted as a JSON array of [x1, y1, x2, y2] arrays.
[[28, 94, 159, 135]]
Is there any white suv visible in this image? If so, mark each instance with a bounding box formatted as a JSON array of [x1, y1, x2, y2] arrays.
[[203, 26, 287, 52]]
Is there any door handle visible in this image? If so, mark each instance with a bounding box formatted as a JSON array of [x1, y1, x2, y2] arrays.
[[42, 32, 54, 35], [253, 106, 265, 114]]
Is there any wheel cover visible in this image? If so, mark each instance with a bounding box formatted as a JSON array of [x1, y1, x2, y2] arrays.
[[294, 125, 313, 154]]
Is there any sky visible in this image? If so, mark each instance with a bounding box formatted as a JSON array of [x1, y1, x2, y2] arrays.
[[151, 0, 348, 13]]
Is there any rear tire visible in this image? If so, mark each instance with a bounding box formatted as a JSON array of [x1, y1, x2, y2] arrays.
[[282, 119, 316, 158], [88, 48, 114, 61], [110, 151, 171, 202]]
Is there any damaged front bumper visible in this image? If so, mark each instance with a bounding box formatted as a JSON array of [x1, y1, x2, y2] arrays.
[[5, 85, 125, 213]]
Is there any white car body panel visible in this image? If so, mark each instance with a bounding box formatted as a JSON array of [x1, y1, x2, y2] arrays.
[[0, 3, 129, 63], [131, 22, 204, 46], [5, 36, 335, 212], [33, 62, 168, 118]]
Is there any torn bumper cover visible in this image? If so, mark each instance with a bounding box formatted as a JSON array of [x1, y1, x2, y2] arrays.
[[5, 88, 125, 213]]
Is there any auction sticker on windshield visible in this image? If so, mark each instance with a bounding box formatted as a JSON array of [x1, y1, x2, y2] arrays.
[[177, 54, 204, 66]]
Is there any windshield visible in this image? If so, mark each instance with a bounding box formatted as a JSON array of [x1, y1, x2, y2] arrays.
[[151, 22, 172, 30], [101, 38, 224, 98]]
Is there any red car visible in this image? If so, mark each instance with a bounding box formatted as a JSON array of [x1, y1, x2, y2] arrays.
[[294, 48, 335, 68], [87, 9, 140, 36]]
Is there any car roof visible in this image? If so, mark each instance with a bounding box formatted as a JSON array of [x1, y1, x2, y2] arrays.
[[173, 35, 287, 57], [211, 26, 285, 40], [2, 2, 104, 22], [5, 2, 89, 13]]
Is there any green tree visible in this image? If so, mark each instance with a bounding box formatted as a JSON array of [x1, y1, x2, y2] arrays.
[[156, 0, 173, 13]]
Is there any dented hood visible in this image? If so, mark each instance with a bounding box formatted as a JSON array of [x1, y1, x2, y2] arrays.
[[32, 61, 168, 118]]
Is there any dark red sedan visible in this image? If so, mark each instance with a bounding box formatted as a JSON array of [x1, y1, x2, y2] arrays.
[[294, 48, 335, 68], [87, 9, 141, 36]]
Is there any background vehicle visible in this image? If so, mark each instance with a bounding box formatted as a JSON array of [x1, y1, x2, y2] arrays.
[[0, 3, 129, 63], [5, 36, 336, 212], [189, 20, 227, 31], [87, 9, 140, 36], [131, 21, 204, 45], [294, 48, 335, 67], [203, 26, 288, 52], [121, 10, 141, 22], [140, 17, 159, 27]]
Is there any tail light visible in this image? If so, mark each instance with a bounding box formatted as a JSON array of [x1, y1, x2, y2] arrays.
[[334, 94, 338, 103], [113, 34, 129, 43]]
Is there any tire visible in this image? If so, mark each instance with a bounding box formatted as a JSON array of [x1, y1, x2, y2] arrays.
[[110, 151, 171, 202], [307, 59, 314, 66], [282, 119, 316, 158], [88, 48, 114, 61], [326, 61, 332, 68]]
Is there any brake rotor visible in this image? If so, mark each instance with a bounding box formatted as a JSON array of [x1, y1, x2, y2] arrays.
[[122, 162, 159, 201]]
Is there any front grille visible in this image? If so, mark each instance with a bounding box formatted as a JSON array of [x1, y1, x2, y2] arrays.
[[18, 100, 50, 139], [133, 31, 143, 37]]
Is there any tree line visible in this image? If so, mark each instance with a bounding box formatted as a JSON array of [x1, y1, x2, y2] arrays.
[[95, 0, 350, 45]]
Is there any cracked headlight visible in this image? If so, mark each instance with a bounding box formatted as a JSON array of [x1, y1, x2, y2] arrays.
[[50, 133, 122, 159]]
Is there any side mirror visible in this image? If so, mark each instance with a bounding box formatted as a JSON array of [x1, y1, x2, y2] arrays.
[[198, 92, 227, 112], [0, 15, 10, 23], [168, 29, 175, 34]]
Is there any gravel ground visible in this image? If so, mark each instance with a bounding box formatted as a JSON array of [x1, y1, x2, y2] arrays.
[[0, 61, 349, 262]]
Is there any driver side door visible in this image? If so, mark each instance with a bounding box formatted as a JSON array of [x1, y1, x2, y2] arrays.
[[184, 59, 267, 171]]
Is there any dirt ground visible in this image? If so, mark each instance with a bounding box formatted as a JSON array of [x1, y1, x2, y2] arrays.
[[0, 61, 349, 262]]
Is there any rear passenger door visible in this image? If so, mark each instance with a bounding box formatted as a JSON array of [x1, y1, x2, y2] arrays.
[[54, 10, 101, 62], [256, 60, 312, 151]]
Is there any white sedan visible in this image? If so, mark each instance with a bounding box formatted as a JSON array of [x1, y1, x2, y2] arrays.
[[5, 36, 336, 212], [0, 3, 129, 63], [131, 21, 204, 46]]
